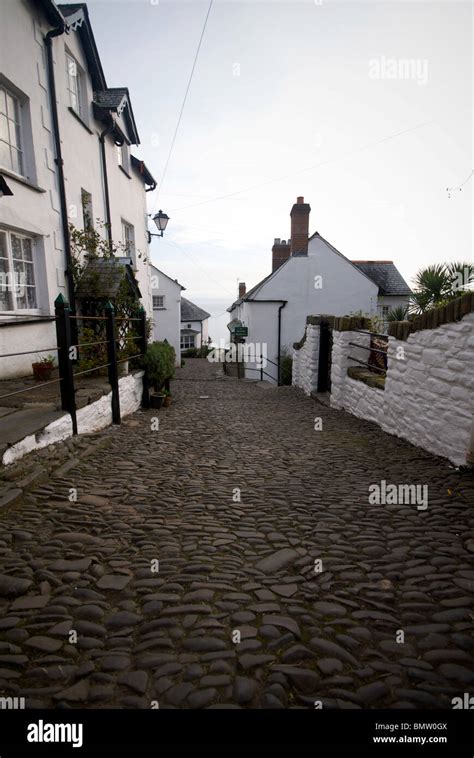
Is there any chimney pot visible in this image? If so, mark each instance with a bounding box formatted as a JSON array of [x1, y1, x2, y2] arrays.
[[297, 196, 304, 204], [274, 238, 281, 244]]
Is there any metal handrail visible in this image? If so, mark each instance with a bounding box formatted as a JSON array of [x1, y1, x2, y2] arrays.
[[354, 329, 388, 339], [0, 377, 62, 400], [348, 341, 388, 356], [0, 347, 59, 358]]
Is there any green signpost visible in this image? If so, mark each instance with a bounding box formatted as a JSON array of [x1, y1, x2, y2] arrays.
[[234, 326, 248, 337]]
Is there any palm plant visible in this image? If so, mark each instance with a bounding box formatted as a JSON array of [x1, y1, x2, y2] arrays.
[[409, 261, 474, 314], [386, 305, 409, 322]]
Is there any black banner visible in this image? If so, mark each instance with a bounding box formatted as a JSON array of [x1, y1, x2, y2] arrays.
[[0, 709, 472, 755]]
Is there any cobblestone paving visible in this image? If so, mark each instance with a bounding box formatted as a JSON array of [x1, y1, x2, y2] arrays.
[[0, 359, 473, 709]]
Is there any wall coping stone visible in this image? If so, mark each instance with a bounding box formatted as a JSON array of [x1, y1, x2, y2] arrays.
[[347, 365, 385, 390], [388, 292, 473, 340]]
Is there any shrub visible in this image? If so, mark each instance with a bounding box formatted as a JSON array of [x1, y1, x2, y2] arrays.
[[280, 349, 293, 385], [143, 341, 176, 391]]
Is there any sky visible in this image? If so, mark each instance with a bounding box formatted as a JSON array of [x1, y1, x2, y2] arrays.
[[80, 0, 472, 343]]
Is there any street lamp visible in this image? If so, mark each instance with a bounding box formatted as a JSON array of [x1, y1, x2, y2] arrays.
[[147, 210, 169, 242]]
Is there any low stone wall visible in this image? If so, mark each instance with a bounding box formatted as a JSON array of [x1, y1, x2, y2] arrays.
[[292, 315, 334, 395], [330, 306, 474, 466], [3, 371, 144, 465]]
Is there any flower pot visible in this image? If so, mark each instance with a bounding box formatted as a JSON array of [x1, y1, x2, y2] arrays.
[[150, 392, 165, 409], [163, 395, 172, 408], [32, 362, 53, 382]]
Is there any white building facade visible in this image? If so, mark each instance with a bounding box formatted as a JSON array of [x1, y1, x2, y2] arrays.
[[228, 197, 379, 383], [150, 263, 184, 366], [0, 0, 155, 378], [180, 297, 210, 351]]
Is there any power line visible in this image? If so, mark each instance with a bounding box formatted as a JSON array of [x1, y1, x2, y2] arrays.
[[446, 170, 473, 198], [169, 120, 434, 213], [163, 237, 236, 299], [152, 0, 213, 208]]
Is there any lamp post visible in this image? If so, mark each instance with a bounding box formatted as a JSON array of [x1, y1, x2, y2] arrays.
[[147, 210, 169, 243]]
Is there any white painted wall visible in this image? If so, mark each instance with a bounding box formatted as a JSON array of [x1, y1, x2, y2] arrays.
[[329, 313, 474, 466], [3, 370, 144, 465], [150, 264, 181, 365], [181, 319, 208, 349], [292, 322, 321, 395], [229, 234, 378, 383], [0, 0, 67, 377], [0, 2, 153, 378]]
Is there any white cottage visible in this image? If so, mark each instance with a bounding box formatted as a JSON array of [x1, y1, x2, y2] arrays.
[[180, 297, 210, 352], [150, 263, 185, 366], [0, 0, 156, 377], [227, 196, 380, 383]]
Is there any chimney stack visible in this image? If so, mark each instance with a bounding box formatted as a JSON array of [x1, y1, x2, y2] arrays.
[[290, 196, 311, 256], [238, 282, 246, 298], [272, 237, 291, 272]]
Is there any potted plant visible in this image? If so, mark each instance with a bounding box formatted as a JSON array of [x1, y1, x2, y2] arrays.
[[142, 341, 175, 409], [32, 354, 55, 381], [163, 389, 172, 408]]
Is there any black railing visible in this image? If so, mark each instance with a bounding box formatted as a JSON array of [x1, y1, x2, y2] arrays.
[[348, 330, 388, 376], [223, 352, 280, 385], [0, 295, 148, 437]]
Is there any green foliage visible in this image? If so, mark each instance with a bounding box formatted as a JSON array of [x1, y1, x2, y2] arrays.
[[386, 305, 409, 322], [69, 219, 148, 288], [279, 348, 293, 385], [143, 341, 176, 391], [348, 310, 386, 334], [410, 261, 474, 314]]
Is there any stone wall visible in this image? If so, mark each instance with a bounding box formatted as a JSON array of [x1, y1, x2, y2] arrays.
[[330, 308, 474, 466], [3, 371, 144, 465], [292, 315, 335, 395]]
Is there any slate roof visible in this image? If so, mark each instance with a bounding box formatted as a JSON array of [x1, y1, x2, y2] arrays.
[[351, 261, 412, 296], [93, 88, 128, 110], [75, 258, 141, 300], [131, 156, 156, 189], [180, 297, 210, 322]]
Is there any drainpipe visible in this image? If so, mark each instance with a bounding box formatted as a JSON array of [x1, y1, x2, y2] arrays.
[[99, 119, 115, 249], [277, 301, 287, 386], [44, 23, 77, 317], [246, 299, 287, 385]]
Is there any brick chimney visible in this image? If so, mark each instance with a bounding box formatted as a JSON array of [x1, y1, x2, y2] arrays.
[[290, 196, 311, 256], [272, 238, 291, 272], [238, 282, 246, 298]]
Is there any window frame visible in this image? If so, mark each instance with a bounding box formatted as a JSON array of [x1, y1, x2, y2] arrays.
[[121, 219, 136, 267], [153, 295, 165, 310], [65, 51, 85, 119], [0, 84, 24, 176], [180, 335, 195, 350], [0, 229, 39, 314]]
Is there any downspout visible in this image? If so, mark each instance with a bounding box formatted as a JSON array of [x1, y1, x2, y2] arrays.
[[44, 23, 77, 316], [246, 299, 287, 386], [277, 301, 287, 386], [99, 119, 115, 249]]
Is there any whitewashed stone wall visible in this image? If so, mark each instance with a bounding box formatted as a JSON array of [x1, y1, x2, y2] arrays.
[[3, 371, 144, 465], [330, 314, 474, 466], [292, 324, 321, 395]]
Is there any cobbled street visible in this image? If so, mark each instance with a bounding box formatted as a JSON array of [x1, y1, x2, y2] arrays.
[[0, 359, 473, 709]]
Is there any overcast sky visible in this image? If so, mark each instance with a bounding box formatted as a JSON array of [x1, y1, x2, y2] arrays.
[[82, 0, 472, 342]]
